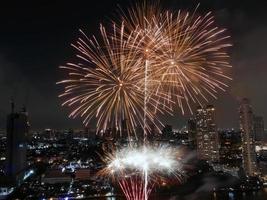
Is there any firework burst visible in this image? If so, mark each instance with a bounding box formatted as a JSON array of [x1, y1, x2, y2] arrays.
[[102, 145, 183, 177], [119, 2, 232, 114], [99, 144, 185, 200], [57, 23, 172, 136], [155, 9, 232, 114]]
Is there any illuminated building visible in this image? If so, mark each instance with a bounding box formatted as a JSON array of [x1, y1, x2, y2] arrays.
[[5, 102, 30, 185], [239, 98, 257, 176], [219, 130, 242, 167], [196, 105, 220, 163]]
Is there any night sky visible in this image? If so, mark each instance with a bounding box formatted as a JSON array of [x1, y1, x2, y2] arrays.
[[0, 0, 267, 130]]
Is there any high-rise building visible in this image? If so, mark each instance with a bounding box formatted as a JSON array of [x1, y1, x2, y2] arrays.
[[5, 103, 29, 184], [219, 130, 242, 167], [239, 98, 257, 176], [254, 116, 264, 142], [196, 105, 220, 163]]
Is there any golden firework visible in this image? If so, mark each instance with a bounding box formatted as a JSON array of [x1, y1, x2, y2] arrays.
[[155, 10, 232, 114], [57, 23, 170, 136], [118, 2, 232, 114]]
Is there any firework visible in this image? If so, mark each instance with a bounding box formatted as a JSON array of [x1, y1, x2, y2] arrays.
[[118, 2, 173, 140], [154, 10, 232, 114], [119, 1, 161, 32], [119, 175, 153, 200], [100, 144, 184, 200], [103, 145, 182, 176], [57, 23, 171, 136], [119, 3, 232, 114]]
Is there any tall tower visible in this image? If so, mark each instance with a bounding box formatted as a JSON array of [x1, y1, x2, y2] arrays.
[[6, 102, 29, 184], [196, 105, 220, 163], [239, 98, 257, 176]]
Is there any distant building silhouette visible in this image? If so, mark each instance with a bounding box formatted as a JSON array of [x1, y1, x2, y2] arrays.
[[6, 102, 29, 185], [187, 118, 197, 147], [162, 124, 173, 140], [239, 98, 257, 176], [196, 105, 220, 163], [253, 116, 264, 142]]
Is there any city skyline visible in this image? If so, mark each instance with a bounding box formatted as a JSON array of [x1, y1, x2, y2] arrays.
[[0, 0, 267, 130]]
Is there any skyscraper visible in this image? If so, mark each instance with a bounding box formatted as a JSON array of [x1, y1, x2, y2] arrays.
[[239, 98, 257, 176], [196, 105, 220, 163], [254, 116, 264, 142], [6, 103, 29, 184]]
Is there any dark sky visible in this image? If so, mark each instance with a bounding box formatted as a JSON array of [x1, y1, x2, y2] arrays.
[[0, 0, 267, 130]]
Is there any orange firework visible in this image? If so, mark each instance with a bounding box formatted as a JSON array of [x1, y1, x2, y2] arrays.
[[154, 10, 232, 114], [57, 23, 171, 137], [119, 2, 232, 114]]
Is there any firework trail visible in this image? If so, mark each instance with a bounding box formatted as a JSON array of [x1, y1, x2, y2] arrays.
[[119, 2, 169, 142], [119, 175, 153, 200]]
